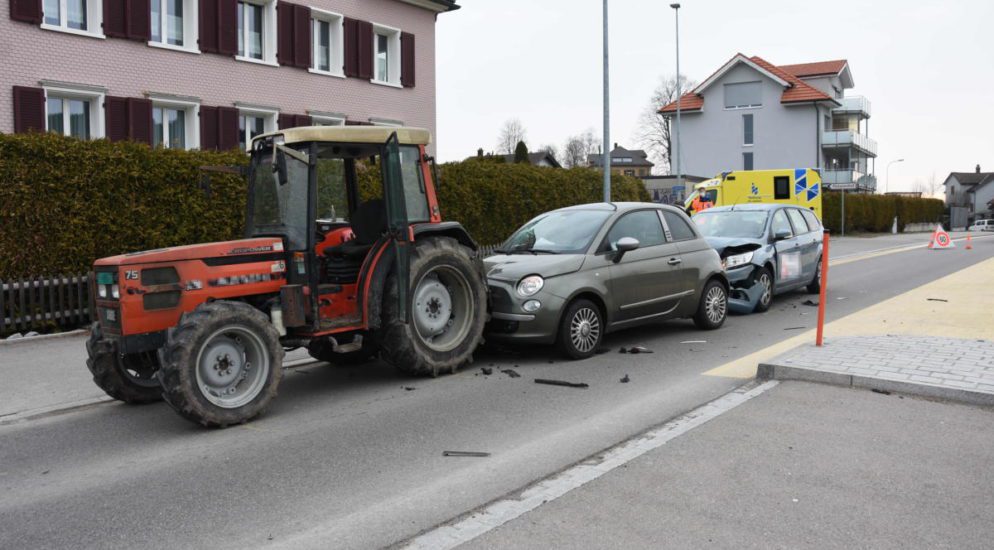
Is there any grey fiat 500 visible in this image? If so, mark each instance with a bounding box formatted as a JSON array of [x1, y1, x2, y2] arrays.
[[484, 203, 729, 359]]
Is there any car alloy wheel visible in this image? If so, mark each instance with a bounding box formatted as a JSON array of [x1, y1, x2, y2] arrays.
[[569, 307, 601, 354], [705, 285, 727, 325]]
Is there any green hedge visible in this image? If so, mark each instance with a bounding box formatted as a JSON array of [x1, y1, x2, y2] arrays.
[[0, 133, 647, 279], [821, 191, 945, 234]]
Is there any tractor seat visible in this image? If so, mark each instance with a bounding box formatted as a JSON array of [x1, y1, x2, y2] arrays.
[[323, 199, 387, 260]]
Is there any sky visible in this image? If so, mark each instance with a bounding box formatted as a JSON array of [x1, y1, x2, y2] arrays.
[[434, 0, 994, 194]]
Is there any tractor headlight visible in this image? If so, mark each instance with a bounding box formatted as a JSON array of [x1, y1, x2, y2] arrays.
[[722, 251, 754, 270], [98, 285, 108, 298], [111, 284, 120, 299], [516, 275, 544, 297]]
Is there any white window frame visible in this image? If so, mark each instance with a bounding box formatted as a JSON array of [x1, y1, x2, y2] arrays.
[[723, 81, 763, 111], [742, 113, 754, 147], [149, 0, 200, 54], [237, 104, 278, 150], [370, 22, 402, 88], [42, 83, 105, 140], [236, 0, 278, 67], [309, 8, 344, 78], [149, 95, 200, 150], [41, 0, 105, 39], [309, 113, 345, 126]]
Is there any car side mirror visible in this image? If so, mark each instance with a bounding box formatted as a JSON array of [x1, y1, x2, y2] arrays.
[[613, 237, 640, 263], [773, 229, 792, 241]]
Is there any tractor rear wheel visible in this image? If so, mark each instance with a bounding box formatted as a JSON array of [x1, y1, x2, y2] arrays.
[[85, 323, 163, 404], [157, 301, 283, 428], [379, 237, 487, 376]]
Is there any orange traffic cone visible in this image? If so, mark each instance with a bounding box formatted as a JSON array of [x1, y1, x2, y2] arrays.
[[966, 235, 973, 250]]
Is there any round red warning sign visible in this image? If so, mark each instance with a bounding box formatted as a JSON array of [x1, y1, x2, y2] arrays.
[[928, 224, 956, 250]]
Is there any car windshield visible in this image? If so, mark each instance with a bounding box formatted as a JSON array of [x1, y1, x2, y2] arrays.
[[693, 210, 770, 239], [501, 210, 612, 254]]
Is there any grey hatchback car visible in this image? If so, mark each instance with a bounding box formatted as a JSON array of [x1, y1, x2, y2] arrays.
[[484, 203, 729, 359]]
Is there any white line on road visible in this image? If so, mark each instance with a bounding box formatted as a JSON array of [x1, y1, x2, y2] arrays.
[[398, 380, 779, 550]]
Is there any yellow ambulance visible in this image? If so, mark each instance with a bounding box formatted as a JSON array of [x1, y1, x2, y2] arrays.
[[684, 168, 823, 220]]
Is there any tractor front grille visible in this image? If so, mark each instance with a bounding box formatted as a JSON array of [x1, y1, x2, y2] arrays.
[[141, 267, 180, 286], [143, 291, 181, 310]]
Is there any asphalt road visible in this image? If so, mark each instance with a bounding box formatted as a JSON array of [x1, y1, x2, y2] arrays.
[[1, 234, 991, 550]]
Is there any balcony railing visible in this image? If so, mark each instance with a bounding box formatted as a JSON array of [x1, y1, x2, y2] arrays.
[[822, 169, 864, 185], [822, 130, 877, 156], [833, 96, 871, 118]]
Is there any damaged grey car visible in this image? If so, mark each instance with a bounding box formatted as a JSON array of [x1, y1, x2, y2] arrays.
[[692, 204, 823, 314]]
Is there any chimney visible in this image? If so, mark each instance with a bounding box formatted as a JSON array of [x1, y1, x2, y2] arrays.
[[977, 164, 982, 173], [477, 148, 484, 158], [613, 142, 618, 150]]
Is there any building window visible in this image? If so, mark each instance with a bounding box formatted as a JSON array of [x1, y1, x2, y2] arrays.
[[372, 23, 401, 86], [311, 9, 344, 76], [624, 169, 635, 176], [44, 87, 104, 139], [743, 152, 754, 170], [724, 81, 762, 109], [151, 99, 199, 149], [43, 0, 103, 36], [151, 0, 197, 51], [238, 107, 277, 150], [743, 114, 754, 146], [237, 0, 276, 64]]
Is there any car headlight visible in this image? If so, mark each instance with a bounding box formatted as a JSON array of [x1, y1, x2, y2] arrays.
[[722, 251, 754, 269], [516, 275, 544, 297]]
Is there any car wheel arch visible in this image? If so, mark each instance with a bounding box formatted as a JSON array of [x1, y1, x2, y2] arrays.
[[560, 290, 609, 330]]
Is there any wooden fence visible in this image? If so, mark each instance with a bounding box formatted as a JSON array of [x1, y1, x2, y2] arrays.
[[1, 275, 92, 335]]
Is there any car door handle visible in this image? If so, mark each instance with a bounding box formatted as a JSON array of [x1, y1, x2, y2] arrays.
[[667, 258, 682, 265]]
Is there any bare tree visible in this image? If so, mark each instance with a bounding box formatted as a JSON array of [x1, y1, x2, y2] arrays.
[[926, 171, 942, 198], [911, 178, 928, 195], [635, 74, 696, 174], [561, 129, 601, 168], [496, 119, 527, 155]]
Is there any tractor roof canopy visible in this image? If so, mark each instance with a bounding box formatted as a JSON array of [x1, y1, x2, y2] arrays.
[[253, 126, 432, 148]]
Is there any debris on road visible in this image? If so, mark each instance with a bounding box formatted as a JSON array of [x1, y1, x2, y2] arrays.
[[837, 296, 847, 300], [534, 378, 589, 389], [501, 369, 521, 378], [927, 298, 949, 302], [443, 451, 491, 458], [619, 347, 628, 354], [680, 340, 707, 344], [629, 346, 653, 354], [783, 326, 806, 331], [871, 388, 892, 395], [403, 386, 416, 391], [802, 300, 818, 307], [620, 374, 630, 383], [480, 367, 493, 375]]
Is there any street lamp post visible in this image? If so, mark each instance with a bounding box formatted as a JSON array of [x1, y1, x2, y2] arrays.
[[602, 0, 611, 203], [671, 3, 681, 185], [885, 158, 904, 194]]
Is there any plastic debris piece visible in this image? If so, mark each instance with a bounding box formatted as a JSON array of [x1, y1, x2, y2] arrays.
[[802, 300, 819, 307], [783, 326, 805, 331], [535, 378, 589, 389], [628, 346, 653, 354], [871, 388, 891, 395], [620, 374, 630, 383], [927, 298, 948, 302], [403, 386, 416, 391], [443, 451, 491, 457], [680, 340, 706, 344], [481, 367, 493, 375], [502, 369, 521, 378]]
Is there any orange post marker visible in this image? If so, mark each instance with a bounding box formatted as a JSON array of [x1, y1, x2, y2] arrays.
[[816, 231, 830, 347]]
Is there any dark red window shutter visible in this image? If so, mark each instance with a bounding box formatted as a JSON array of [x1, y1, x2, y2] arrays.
[[199, 0, 219, 53], [126, 0, 151, 41], [199, 106, 219, 150], [102, 0, 128, 38], [343, 18, 359, 77], [12, 86, 45, 133], [345, 120, 372, 126], [10, 0, 43, 23], [293, 4, 311, 68], [356, 20, 373, 80], [294, 114, 310, 127], [277, 113, 293, 130], [126, 98, 152, 144], [105, 96, 130, 142], [217, 0, 237, 55], [400, 32, 415, 88], [218, 107, 240, 150], [276, 2, 293, 66]]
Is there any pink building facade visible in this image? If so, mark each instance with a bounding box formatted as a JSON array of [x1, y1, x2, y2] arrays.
[[1, 0, 457, 150]]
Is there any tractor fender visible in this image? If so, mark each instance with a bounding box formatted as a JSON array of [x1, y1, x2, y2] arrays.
[[411, 222, 478, 251]]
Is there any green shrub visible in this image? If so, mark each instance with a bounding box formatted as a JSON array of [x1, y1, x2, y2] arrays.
[[0, 133, 648, 279], [821, 192, 944, 234]]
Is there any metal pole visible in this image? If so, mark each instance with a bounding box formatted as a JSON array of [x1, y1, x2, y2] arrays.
[[885, 158, 904, 194], [602, 0, 611, 203], [671, 3, 681, 184]]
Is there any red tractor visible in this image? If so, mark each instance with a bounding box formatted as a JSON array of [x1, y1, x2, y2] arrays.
[[86, 127, 488, 427]]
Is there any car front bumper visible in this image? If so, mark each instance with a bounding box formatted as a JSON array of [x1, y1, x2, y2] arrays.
[[725, 264, 764, 315], [485, 280, 565, 345]]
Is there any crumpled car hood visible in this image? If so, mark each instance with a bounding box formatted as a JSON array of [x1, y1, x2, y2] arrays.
[[483, 254, 586, 282], [705, 236, 764, 258]]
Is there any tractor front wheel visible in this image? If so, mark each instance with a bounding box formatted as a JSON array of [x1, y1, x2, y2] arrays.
[[85, 323, 163, 404], [379, 237, 487, 376], [157, 301, 283, 428]]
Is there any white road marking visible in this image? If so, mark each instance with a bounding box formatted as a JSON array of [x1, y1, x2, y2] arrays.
[[399, 380, 779, 550]]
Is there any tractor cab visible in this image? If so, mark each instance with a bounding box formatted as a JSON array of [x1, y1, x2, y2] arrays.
[[87, 126, 487, 428]]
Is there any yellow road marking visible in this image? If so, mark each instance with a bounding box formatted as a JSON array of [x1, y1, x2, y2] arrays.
[[705, 256, 994, 379]]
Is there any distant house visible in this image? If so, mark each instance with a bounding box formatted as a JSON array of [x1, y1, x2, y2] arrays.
[[641, 174, 707, 206], [588, 144, 654, 177], [944, 165, 994, 223], [467, 148, 561, 168]]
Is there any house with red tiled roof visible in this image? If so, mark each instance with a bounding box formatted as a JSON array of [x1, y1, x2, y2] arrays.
[[659, 53, 877, 191]]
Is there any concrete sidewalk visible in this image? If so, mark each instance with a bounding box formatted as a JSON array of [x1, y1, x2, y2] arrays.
[[461, 381, 994, 549]]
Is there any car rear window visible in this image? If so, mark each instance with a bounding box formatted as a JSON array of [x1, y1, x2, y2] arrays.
[[800, 209, 821, 232], [662, 210, 698, 241]]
